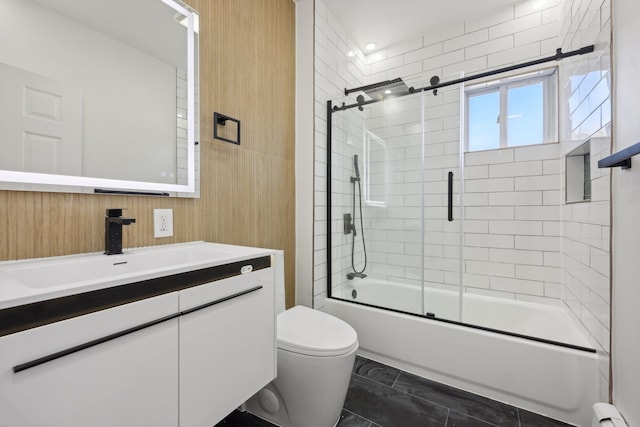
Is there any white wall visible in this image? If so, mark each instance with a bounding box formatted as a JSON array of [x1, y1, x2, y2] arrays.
[[0, 0, 177, 184], [558, 0, 612, 401], [463, 143, 563, 304], [612, 0, 640, 424], [295, 0, 315, 307], [313, 0, 369, 308]]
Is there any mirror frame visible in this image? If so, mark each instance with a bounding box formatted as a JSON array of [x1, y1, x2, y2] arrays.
[[0, 0, 197, 195]]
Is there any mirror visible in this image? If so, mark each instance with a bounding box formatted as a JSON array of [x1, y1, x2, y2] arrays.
[[0, 0, 199, 196]]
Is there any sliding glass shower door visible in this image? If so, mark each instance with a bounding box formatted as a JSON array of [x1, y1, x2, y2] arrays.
[[328, 81, 464, 320], [421, 83, 464, 323]]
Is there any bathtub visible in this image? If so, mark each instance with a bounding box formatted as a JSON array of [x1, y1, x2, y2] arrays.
[[324, 278, 599, 426]]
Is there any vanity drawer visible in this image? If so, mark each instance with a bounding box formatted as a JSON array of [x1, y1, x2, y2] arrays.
[[0, 292, 180, 427], [179, 267, 276, 427]]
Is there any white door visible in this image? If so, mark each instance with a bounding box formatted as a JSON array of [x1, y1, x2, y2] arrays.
[[0, 62, 82, 175]]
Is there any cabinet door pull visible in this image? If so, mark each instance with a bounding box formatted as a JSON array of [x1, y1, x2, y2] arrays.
[[13, 313, 180, 374], [180, 285, 263, 316], [13, 286, 263, 374]]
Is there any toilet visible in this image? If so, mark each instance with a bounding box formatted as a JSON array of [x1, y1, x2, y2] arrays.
[[243, 252, 359, 427]]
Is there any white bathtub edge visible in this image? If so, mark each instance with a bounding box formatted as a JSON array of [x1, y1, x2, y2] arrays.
[[324, 298, 599, 427]]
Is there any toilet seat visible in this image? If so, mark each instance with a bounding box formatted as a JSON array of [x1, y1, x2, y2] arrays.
[[277, 306, 358, 357]]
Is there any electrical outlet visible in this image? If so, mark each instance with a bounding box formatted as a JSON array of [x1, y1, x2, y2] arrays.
[[153, 209, 173, 238]]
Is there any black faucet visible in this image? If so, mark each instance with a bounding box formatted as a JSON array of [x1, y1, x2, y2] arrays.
[[104, 208, 136, 255]]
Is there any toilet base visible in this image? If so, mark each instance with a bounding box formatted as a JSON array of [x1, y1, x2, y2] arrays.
[[244, 346, 357, 427], [240, 407, 341, 427], [243, 382, 290, 426]]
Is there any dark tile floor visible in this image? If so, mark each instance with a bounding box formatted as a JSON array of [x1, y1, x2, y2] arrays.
[[215, 355, 574, 427]]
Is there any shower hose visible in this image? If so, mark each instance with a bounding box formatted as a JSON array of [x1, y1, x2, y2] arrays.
[[351, 177, 368, 275]]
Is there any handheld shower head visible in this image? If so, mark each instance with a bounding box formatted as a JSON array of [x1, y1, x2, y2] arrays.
[[354, 154, 360, 180]]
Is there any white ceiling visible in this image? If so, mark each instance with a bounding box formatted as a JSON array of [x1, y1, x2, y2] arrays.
[[322, 0, 525, 52]]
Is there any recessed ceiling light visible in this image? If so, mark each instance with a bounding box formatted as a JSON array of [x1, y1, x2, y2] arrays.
[[384, 89, 391, 94], [365, 42, 377, 51], [347, 51, 356, 57]]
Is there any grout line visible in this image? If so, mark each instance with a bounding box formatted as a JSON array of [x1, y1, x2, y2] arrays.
[[444, 409, 450, 427], [356, 357, 514, 426], [341, 407, 379, 427], [390, 371, 400, 389], [517, 407, 522, 427], [354, 369, 450, 411], [352, 371, 397, 389], [448, 409, 501, 427]]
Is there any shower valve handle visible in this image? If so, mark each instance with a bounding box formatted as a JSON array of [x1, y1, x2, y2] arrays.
[[343, 213, 356, 235]]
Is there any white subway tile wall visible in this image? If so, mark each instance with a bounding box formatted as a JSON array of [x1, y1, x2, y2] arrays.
[[558, 0, 611, 401], [314, 0, 565, 309]]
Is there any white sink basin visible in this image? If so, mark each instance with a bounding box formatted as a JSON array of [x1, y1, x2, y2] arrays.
[[0, 241, 273, 308], [6, 245, 235, 288]]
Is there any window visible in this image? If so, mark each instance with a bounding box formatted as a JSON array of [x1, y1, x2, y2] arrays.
[[466, 69, 558, 152]]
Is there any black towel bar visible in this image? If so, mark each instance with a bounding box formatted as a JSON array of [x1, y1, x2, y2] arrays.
[[598, 142, 640, 169]]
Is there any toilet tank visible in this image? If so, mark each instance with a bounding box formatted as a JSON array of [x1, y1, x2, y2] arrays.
[[274, 251, 285, 315]]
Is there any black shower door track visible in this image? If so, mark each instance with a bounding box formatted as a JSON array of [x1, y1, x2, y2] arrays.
[[330, 45, 594, 113]]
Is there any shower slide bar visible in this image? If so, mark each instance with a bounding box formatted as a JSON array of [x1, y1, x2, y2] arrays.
[[332, 45, 595, 113]]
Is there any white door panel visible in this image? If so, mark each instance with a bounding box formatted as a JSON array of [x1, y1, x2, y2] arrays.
[[0, 62, 82, 175]]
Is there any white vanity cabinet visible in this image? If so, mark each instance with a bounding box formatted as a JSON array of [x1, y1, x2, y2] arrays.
[[179, 267, 276, 427], [0, 293, 180, 427], [0, 244, 278, 427]]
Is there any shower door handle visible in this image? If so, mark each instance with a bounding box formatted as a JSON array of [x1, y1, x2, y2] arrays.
[[447, 171, 453, 222]]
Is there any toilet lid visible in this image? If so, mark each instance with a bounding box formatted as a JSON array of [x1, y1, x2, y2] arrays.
[[277, 306, 358, 357]]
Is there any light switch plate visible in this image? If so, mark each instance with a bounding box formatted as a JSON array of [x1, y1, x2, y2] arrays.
[[153, 209, 173, 238]]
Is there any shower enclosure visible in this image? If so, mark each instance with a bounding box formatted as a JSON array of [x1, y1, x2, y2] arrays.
[[326, 48, 600, 352]]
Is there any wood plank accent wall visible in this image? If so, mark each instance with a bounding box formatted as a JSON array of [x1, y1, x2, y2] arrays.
[[0, 0, 296, 308]]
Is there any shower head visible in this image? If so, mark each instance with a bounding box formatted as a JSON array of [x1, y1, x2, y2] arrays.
[[362, 78, 410, 101]]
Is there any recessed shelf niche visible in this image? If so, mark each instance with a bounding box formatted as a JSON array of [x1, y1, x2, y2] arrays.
[[566, 140, 591, 203]]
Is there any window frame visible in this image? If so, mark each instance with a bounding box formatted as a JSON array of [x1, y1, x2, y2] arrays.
[[465, 68, 558, 152]]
